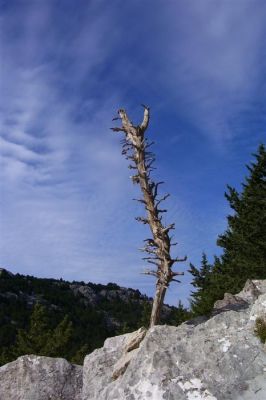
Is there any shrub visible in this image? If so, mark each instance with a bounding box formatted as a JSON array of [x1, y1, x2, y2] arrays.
[[254, 317, 266, 344]]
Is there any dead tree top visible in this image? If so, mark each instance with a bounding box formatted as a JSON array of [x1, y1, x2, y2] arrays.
[[111, 106, 186, 326]]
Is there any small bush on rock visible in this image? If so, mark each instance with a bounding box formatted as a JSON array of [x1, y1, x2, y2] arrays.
[[254, 317, 266, 343]]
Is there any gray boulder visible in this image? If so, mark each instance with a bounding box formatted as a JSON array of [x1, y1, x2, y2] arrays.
[[82, 331, 136, 400], [83, 280, 266, 399], [0, 355, 82, 400]]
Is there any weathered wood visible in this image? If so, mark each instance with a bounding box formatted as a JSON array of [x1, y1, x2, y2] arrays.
[[112, 107, 186, 327]]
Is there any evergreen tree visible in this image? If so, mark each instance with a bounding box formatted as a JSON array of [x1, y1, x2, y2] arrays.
[[189, 253, 213, 315], [0, 347, 12, 366], [170, 301, 192, 325], [217, 144, 266, 291], [70, 343, 90, 365], [189, 255, 227, 316], [190, 144, 266, 316], [47, 316, 73, 358], [13, 303, 51, 356], [140, 301, 152, 328], [12, 303, 73, 358]]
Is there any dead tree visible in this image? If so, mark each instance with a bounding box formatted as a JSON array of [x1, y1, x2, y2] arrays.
[[111, 106, 186, 327]]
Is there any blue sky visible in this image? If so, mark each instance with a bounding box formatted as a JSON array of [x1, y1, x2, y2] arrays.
[[0, 0, 265, 306]]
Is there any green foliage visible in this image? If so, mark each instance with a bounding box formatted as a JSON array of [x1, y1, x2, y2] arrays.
[[0, 272, 115, 366], [13, 303, 51, 356], [189, 254, 214, 316], [119, 322, 132, 334], [167, 301, 192, 325], [48, 315, 73, 357], [12, 304, 73, 359], [217, 144, 266, 291], [0, 271, 190, 366], [190, 144, 266, 316], [254, 317, 266, 344], [70, 344, 90, 365], [139, 301, 152, 328], [0, 347, 11, 366]]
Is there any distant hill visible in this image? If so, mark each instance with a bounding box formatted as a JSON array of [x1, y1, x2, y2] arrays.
[[0, 268, 190, 365]]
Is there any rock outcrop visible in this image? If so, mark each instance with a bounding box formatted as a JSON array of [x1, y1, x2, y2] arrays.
[[83, 279, 266, 399], [0, 355, 82, 400], [1, 280, 266, 400]]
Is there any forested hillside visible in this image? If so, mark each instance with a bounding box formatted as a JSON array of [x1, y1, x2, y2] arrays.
[[0, 269, 190, 366], [190, 144, 266, 315]]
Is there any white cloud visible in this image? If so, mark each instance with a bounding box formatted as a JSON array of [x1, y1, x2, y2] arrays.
[[152, 0, 266, 144], [0, 2, 138, 287]]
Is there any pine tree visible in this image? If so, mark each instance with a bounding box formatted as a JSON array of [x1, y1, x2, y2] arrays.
[[217, 144, 266, 292], [190, 144, 266, 315], [71, 344, 90, 365], [170, 300, 192, 325], [12, 303, 73, 358], [13, 303, 51, 356], [140, 301, 152, 328], [0, 347, 12, 366], [189, 253, 213, 315], [46, 316, 73, 358]]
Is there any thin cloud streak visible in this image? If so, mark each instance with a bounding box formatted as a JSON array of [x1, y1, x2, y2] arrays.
[[157, 0, 266, 144], [0, 1, 265, 306]]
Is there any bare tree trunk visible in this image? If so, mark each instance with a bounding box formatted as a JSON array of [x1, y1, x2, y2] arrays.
[[150, 283, 167, 327], [112, 106, 186, 327]]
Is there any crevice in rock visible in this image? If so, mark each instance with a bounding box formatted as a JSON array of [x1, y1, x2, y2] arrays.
[[112, 327, 147, 380]]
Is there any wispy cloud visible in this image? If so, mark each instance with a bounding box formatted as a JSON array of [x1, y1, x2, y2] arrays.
[[153, 0, 266, 144], [0, 1, 139, 286], [0, 1, 265, 306]]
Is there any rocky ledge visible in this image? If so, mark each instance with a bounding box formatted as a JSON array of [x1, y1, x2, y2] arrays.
[[1, 279, 266, 400]]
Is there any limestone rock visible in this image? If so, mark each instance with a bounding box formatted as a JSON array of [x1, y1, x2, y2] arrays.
[[82, 331, 133, 400], [83, 279, 266, 399], [213, 292, 248, 314], [112, 348, 139, 380], [213, 280, 265, 316], [112, 327, 147, 380], [250, 293, 266, 321], [124, 326, 147, 353], [0, 355, 82, 400], [237, 279, 263, 303]]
